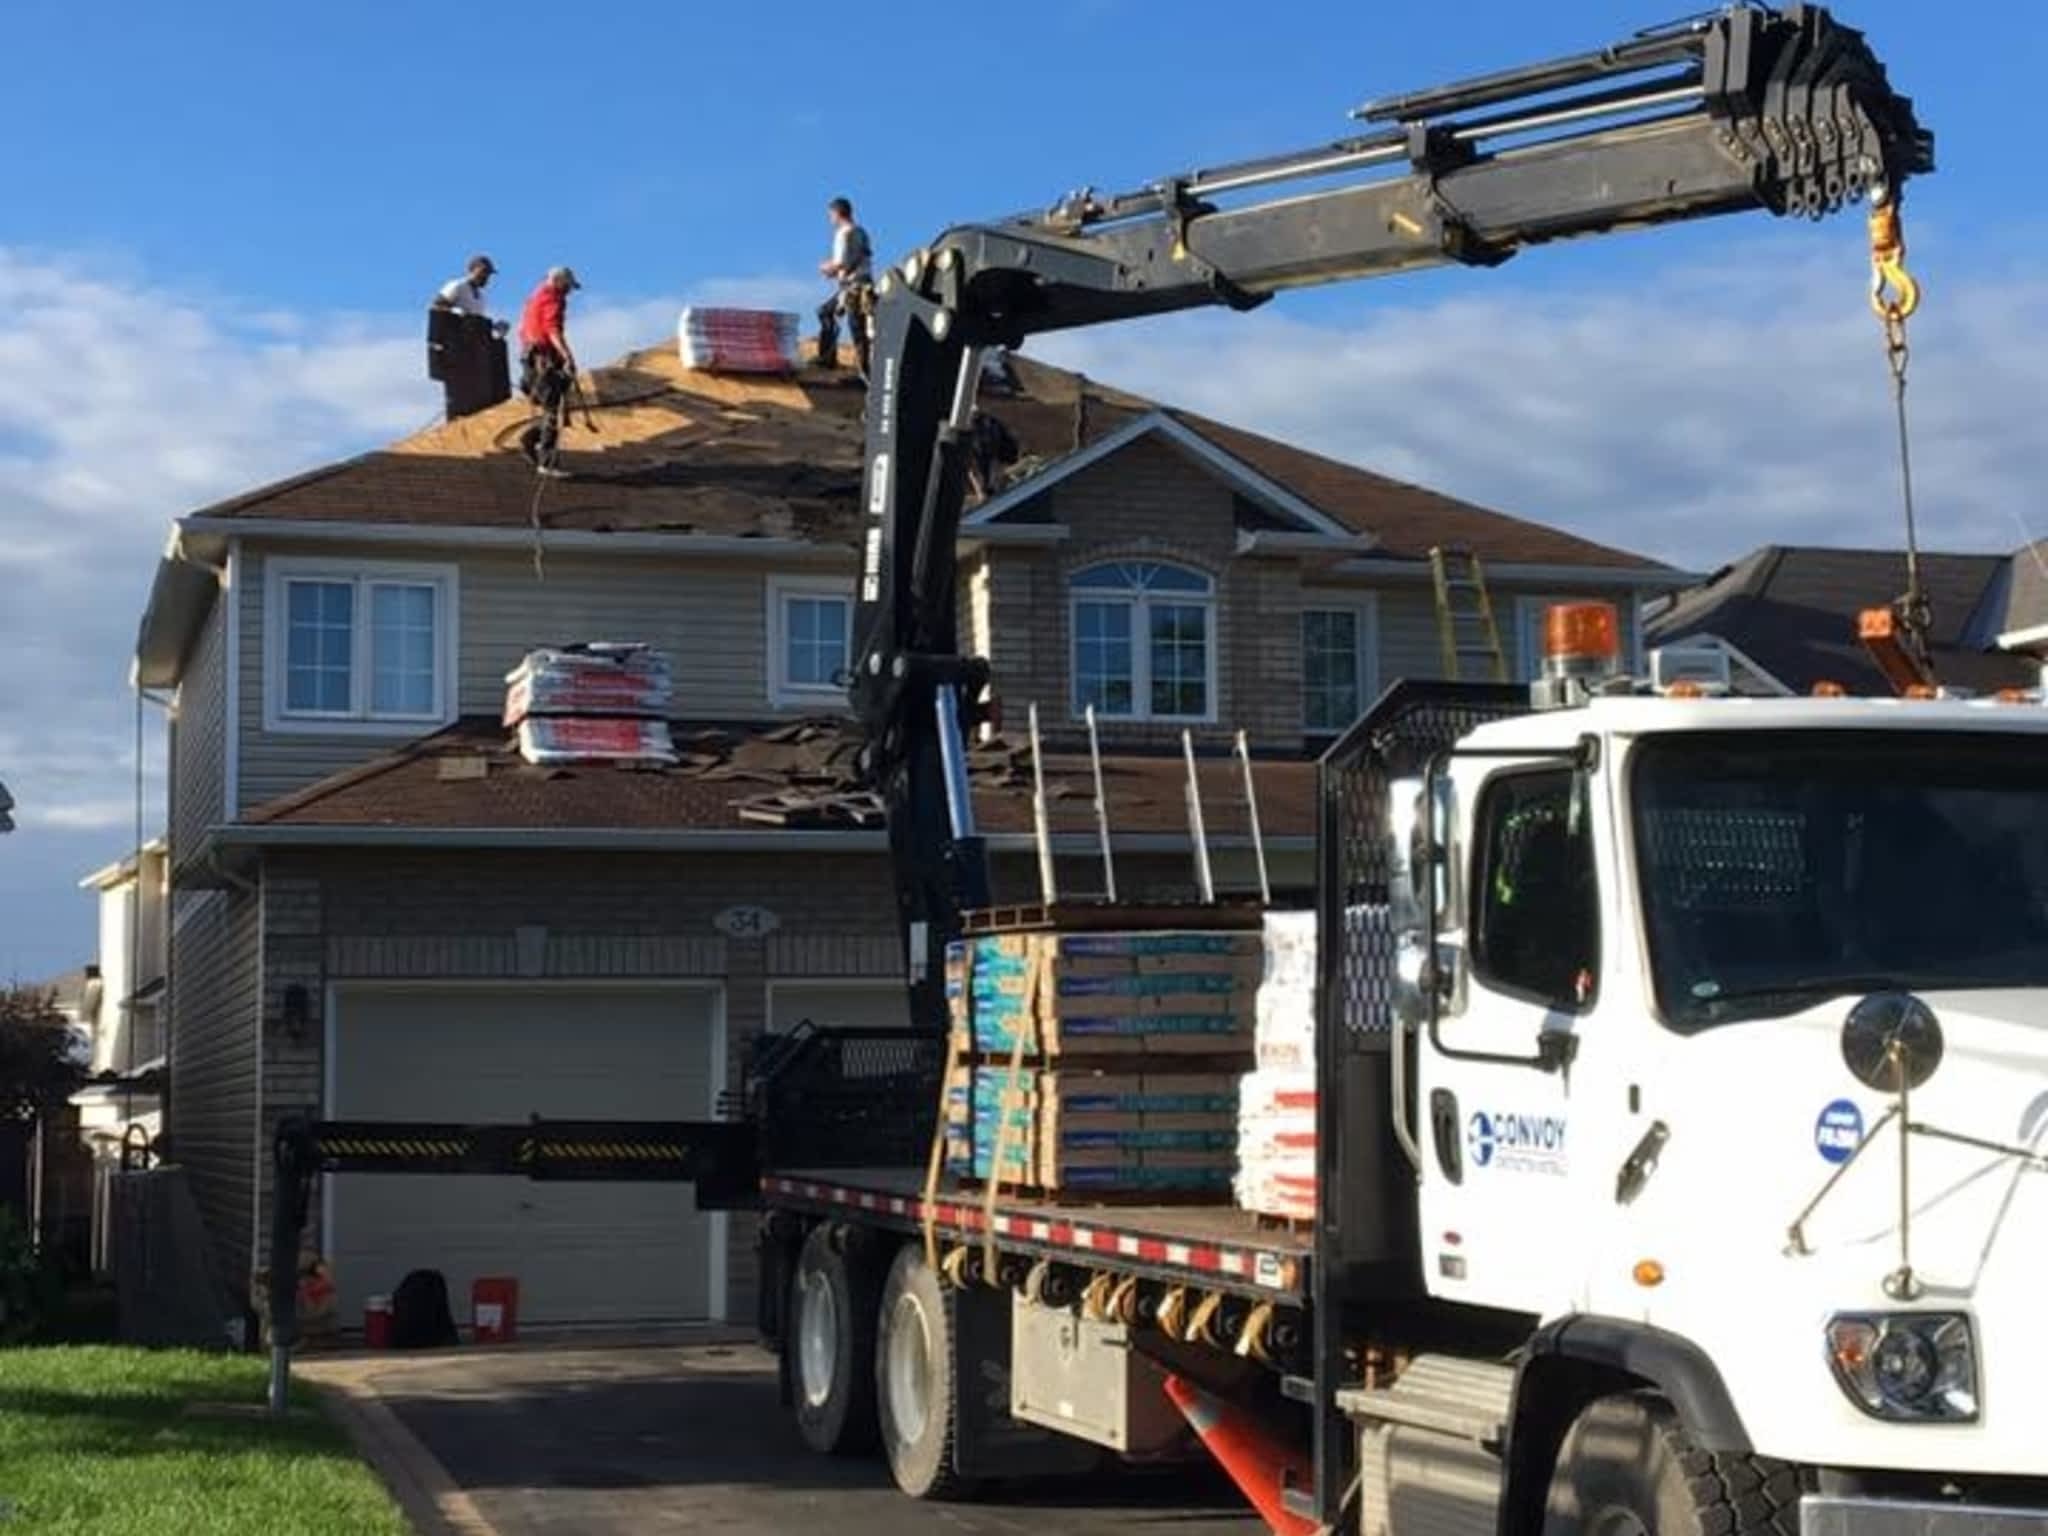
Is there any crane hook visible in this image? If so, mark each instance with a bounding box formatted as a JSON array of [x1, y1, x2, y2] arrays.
[[1867, 190, 1920, 339]]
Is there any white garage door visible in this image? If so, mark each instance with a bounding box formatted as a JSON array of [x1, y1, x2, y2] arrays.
[[328, 983, 720, 1329], [767, 979, 908, 1034]]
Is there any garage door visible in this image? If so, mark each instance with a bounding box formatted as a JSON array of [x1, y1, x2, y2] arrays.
[[767, 979, 908, 1034], [329, 984, 719, 1329]]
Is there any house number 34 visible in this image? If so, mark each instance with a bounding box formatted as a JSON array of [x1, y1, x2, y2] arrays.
[[714, 905, 781, 939]]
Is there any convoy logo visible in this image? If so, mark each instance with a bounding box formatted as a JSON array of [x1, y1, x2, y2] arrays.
[[1467, 1110, 1568, 1176], [1815, 1099, 1865, 1164]]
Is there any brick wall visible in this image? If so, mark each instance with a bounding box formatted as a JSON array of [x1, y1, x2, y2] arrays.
[[979, 434, 1305, 752], [255, 846, 904, 1325]]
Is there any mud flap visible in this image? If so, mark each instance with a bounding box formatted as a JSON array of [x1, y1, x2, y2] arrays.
[[950, 1281, 1103, 1480]]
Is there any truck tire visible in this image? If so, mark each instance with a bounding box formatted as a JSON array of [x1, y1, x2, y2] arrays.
[[1542, 1392, 1803, 1536], [876, 1245, 978, 1501], [790, 1224, 879, 1456]]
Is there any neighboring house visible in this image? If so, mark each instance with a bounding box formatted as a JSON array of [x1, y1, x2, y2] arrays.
[[1645, 544, 2044, 697], [131, 338, 1687, 1331], [70, 840, 169, 1271]]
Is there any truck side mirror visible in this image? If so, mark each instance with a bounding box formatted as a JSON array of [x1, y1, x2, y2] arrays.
[[1387, 773, 1463, 1025]]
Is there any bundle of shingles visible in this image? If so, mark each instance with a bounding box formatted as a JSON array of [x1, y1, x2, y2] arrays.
[[504, 644, 677, 766], [678, 308, 801, 374]]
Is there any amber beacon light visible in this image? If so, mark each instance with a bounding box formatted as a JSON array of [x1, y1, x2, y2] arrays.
[[1545, 603, 1621, 671]]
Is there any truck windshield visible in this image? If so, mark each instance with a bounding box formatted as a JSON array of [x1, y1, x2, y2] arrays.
[[1631, 730, 2048, 1029]]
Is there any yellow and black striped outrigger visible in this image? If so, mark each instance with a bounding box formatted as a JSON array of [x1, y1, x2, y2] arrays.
[[281, 1115, 757, 1186]]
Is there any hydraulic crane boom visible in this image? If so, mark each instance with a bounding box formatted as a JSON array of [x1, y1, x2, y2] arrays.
[[848, 2, 1930, 1031]]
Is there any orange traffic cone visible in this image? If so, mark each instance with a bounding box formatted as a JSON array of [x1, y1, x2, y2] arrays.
[[1163, 1373, 1317, 1536]]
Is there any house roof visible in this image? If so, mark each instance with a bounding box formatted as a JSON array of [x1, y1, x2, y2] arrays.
[[175, 341, 1658, 572], [226, 716, 1313, 849], [1646, 544, 2038, 696], [1997, 539, 2048, 644]]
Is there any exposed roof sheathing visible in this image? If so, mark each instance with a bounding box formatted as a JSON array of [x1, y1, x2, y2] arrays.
[[186, 341, 1658, 570]]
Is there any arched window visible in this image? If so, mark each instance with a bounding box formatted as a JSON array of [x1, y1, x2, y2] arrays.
[[1069, 560, 1215, 721]]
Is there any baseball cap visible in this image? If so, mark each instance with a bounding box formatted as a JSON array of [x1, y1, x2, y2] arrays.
[[470, 254, 496, 274], [548, 265, 582, 291]]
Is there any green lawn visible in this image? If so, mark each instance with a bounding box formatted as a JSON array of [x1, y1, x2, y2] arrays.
[[0, 1346, 408, 1534]]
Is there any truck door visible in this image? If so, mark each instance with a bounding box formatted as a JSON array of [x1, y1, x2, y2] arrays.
[[1417, 761, 1603, 1315]]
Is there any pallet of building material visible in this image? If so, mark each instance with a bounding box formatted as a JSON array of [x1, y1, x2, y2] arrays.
[[678, 307, 800, 374], [515, 716, 677, 766], [944, 1063, 1240, 1194], [946, 1141, 1237, 1196], [1234, 1066, 1318, 1221], [503, 643, 673, 727], [947, 931, 1258, 1061]]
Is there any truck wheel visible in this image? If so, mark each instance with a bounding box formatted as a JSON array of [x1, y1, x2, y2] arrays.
[[790, 1225, 879, 1455], [1542, 1392, 1803, 1536], [876, 1245, 978, 1500]]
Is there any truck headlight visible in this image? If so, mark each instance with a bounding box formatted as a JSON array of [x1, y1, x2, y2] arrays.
[[1825, 1313, 1978, 1422]]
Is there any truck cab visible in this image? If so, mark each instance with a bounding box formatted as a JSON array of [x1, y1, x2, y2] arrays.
[[1384, 612, 2048, 1528]]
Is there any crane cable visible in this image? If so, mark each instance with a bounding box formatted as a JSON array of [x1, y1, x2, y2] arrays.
[[1868, 188, 1928, 668]]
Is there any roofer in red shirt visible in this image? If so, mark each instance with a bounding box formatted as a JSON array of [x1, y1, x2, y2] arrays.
[[517, 266, 580, 477]]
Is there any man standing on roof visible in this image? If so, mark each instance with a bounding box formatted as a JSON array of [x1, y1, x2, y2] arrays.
[[816, 197, 874, 379], [517, 266, 581, 477], [433, 254, 506, 332], [426, 255, 513, 420]]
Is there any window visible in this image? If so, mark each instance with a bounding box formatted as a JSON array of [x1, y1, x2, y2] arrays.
[[1301, 598, 1379, 735], [264, 561, 457, 732], [1069, 561, 1214, 721], [769, 577, 853, 706], [1472, 768, 1599, 1011], [1633, 732, 2048, 1030]]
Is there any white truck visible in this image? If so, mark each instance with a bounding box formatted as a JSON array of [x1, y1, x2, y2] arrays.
[[757, 615, 2048, 1535]]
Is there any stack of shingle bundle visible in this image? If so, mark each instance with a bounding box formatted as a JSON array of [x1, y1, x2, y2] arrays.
[[1234, 912, 1318, 1221], [944, 1066, 1240, 1193], [942, 928, 1260, 1195], [504, 643, 677, 765], [677, 308, 801, 374]]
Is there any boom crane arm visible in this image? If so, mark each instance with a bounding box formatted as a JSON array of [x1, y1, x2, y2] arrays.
[[848, 3, 1930, 1033]]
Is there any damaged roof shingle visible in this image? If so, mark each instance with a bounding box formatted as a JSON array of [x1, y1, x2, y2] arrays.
[[239, 716, 1314, 842]]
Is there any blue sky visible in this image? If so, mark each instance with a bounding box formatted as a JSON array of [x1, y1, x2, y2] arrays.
[[3, 0, 2045, 980], [16, 0, 2035, 313]]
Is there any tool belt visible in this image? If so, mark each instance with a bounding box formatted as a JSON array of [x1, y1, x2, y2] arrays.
[[519, 344, 569, 406]]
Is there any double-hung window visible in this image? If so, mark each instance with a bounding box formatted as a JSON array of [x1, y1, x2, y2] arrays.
[[266, 561, 457, 731], [1301, 596, 1379, 736], [769, 577, 854, 707], [1070, 561, 1215, 722]]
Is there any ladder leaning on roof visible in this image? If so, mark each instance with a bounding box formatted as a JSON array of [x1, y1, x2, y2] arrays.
[[1429, 546, 1508, 683]]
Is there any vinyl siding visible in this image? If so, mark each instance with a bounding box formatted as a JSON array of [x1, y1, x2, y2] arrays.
[[236, 540, 831, 811], [167, 885, 260, 1289], [170, 590, 228, 866]]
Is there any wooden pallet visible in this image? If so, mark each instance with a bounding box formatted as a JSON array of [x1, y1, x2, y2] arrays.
[[961, 900, 1263, 936]]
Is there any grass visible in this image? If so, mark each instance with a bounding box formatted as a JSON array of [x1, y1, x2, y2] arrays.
[[0, 1346, 409, 1534]]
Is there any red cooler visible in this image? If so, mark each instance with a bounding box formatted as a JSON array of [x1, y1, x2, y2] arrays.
[[472, 1276, 519, 1344], [363, 1294, 393, 1349]]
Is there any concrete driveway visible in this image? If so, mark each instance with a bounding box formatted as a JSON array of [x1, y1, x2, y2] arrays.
[[309, 1337, 1262, 1536]]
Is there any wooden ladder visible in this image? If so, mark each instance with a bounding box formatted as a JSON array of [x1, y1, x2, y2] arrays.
[[1430, 546, 1508, 682]]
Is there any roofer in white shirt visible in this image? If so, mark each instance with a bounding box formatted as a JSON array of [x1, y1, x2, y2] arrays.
[[433, 254, 507, 335]]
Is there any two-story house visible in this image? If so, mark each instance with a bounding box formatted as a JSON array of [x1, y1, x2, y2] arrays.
[[131, 336, 1687, 1333]]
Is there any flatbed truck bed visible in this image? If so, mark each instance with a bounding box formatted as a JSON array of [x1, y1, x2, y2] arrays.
[[762, 1167, 1312, 1305]]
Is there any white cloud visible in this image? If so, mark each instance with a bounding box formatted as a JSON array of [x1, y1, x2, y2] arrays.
[[1031, 241, 2048, 570], [0, 249, 822, 978], [2, 238, 2043, 977]]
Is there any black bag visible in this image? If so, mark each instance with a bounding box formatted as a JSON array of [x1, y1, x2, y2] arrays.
[[389, 1268, 460, 1349]]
